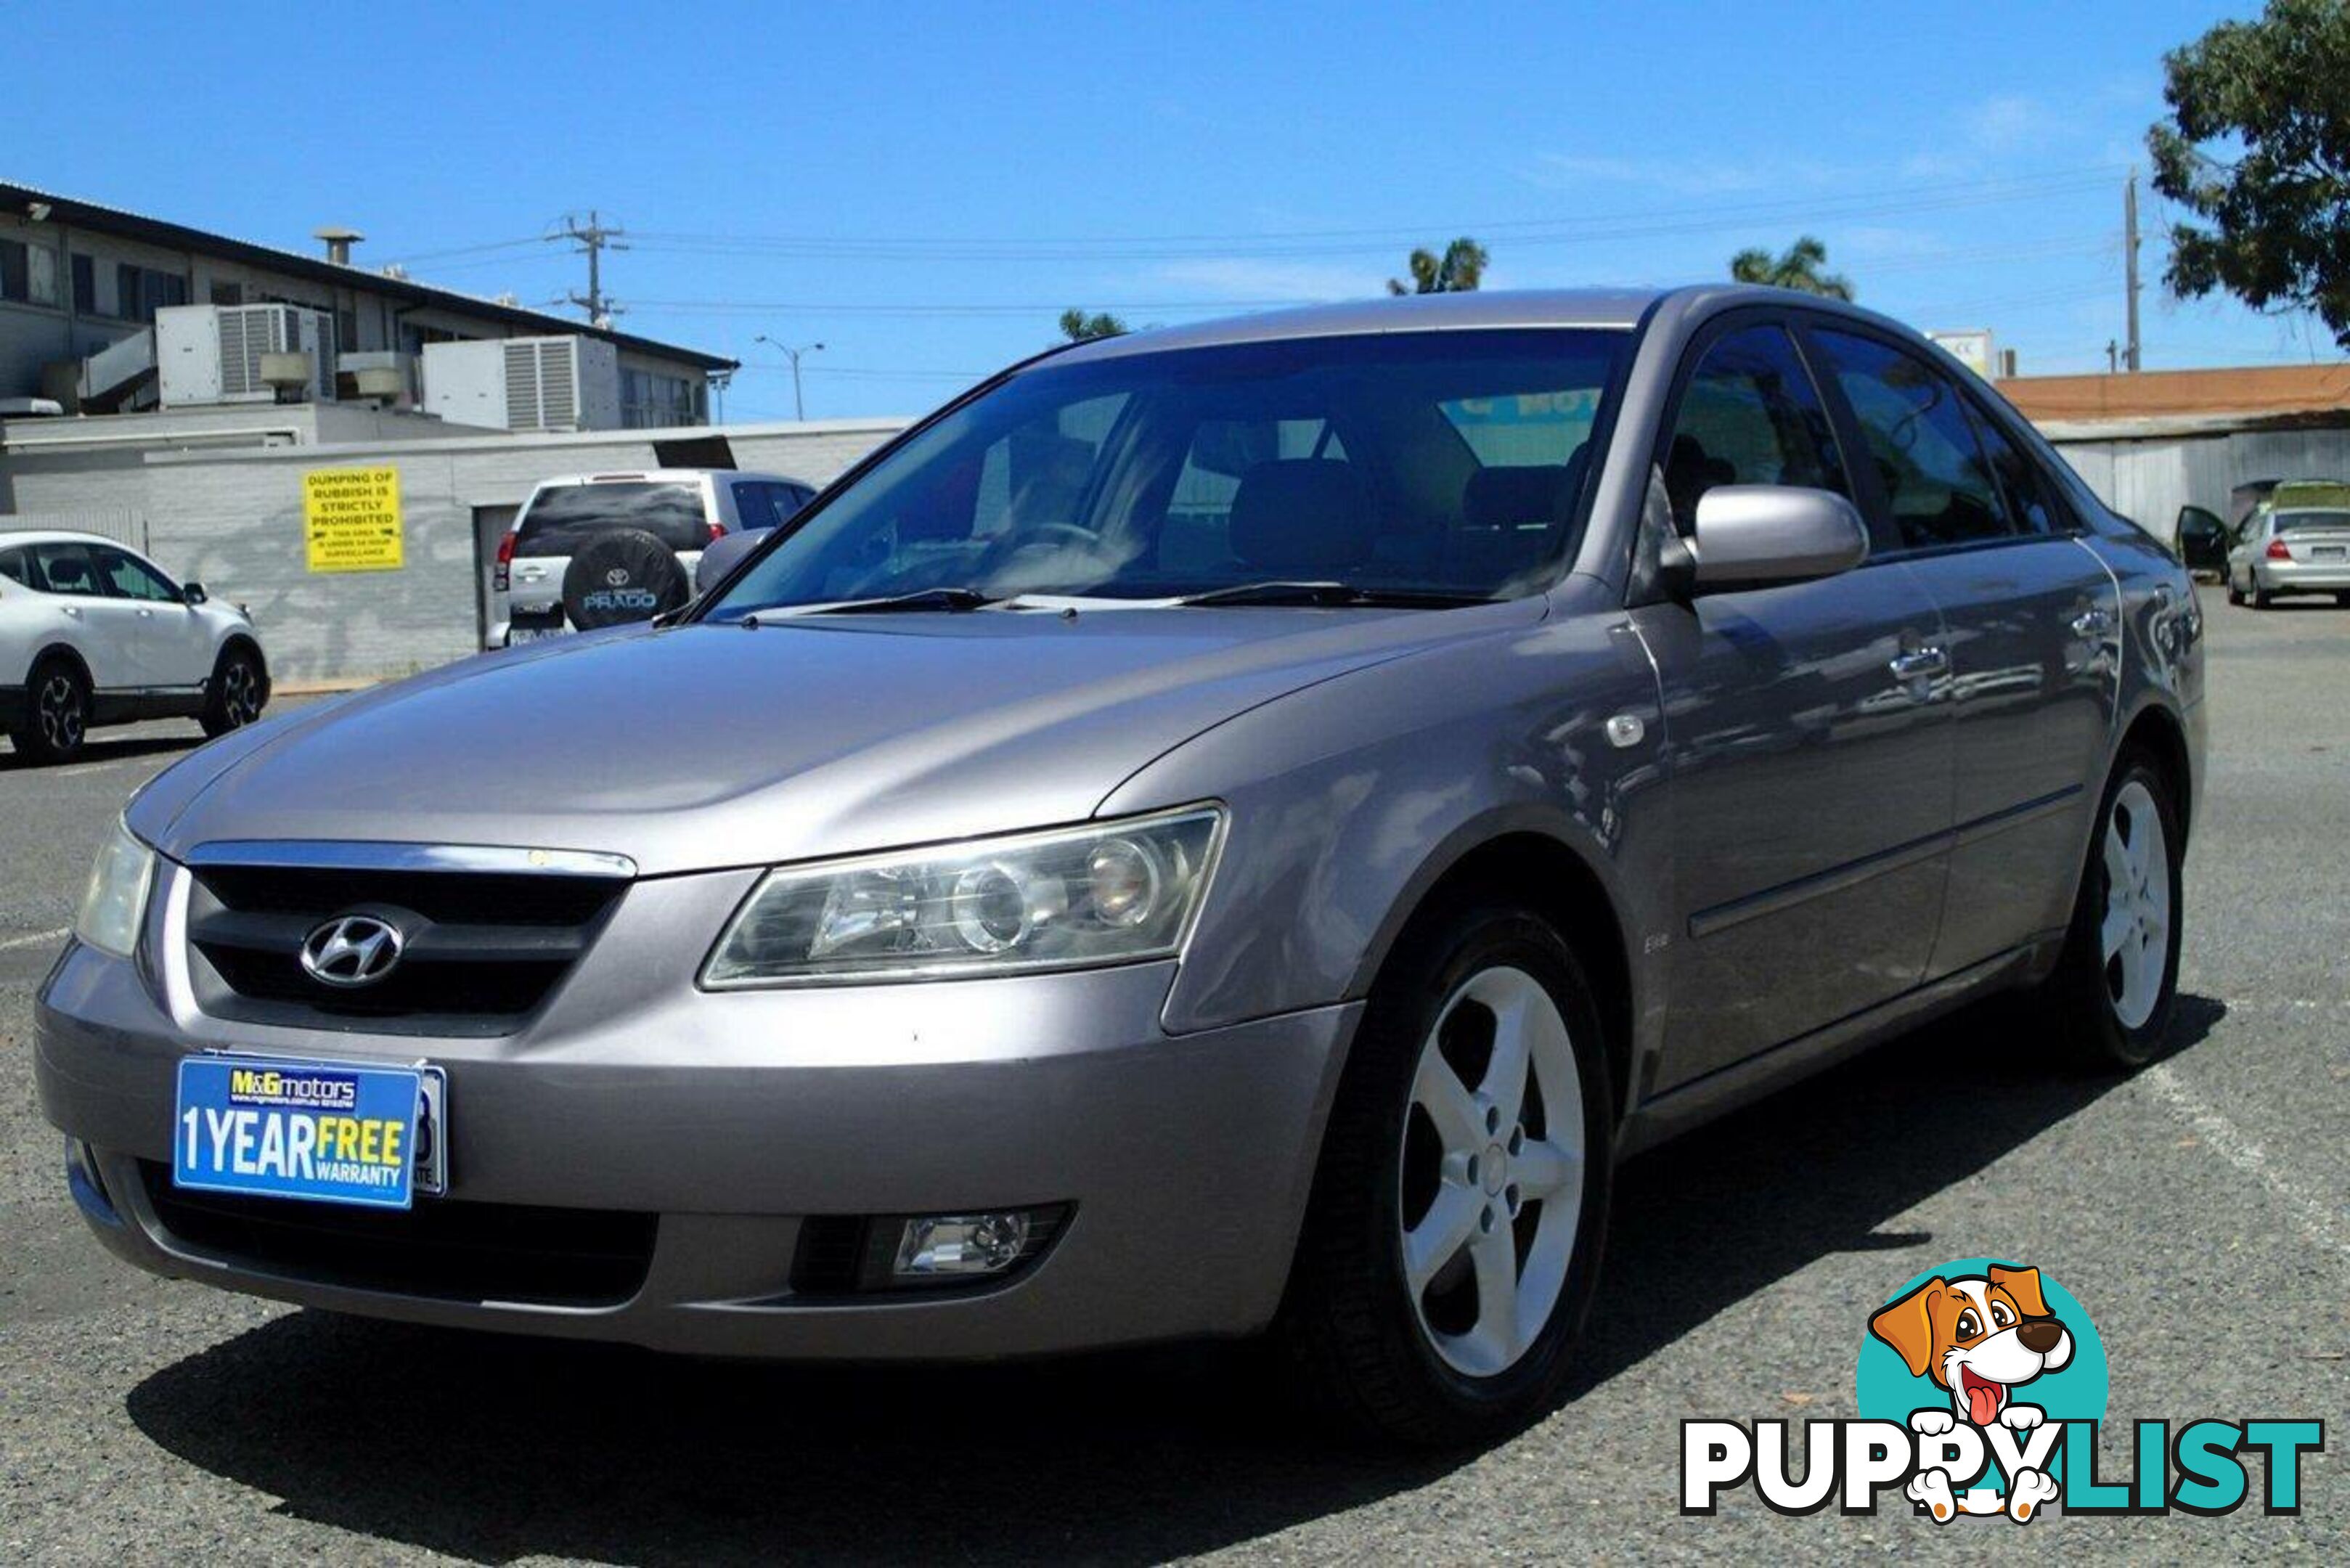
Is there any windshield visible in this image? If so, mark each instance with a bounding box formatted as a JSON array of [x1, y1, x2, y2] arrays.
[[518, 481, 709, 555], [706, 328, 1628, 616]]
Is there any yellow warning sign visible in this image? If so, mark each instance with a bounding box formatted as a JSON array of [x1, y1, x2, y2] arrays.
[[303, 466, 404, 573]]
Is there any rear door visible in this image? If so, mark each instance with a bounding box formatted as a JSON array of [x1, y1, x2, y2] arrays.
[[94, 545, 213, 688], [1802, 324, 2121, 976], [1631, 315, 1955, 1087], [24, 540, 142, 690]]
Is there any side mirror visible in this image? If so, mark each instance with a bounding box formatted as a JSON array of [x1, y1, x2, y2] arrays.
[[694, 528, 771, 595], [181, 581, 208, 605], [1678, 485, 1870, 593]]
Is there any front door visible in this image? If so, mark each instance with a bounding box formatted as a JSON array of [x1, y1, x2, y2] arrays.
[[94, 545, 213, 689], [1631, 319, 1955, 1090], [1801, 326, 2121, 976]]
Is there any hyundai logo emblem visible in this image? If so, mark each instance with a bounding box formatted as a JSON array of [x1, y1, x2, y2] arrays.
[[299, 914, 405, 988], [604, 566, 632, 587]]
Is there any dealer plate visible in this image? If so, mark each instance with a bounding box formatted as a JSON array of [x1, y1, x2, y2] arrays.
[[174, 1055, 446, 1209]]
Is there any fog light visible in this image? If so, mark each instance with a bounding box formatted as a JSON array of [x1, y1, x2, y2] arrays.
[[894, 1211, 1033, 1278]]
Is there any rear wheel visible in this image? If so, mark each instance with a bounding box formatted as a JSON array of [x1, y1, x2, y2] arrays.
[[200, 644, 266, 737], [2046, 756, 2183, 1068], [2250, 576, 2274, 608], [2335, 592, 2350, 608], [2224, 576, 2244, 605], [16, 658, 90, 765], [1278, 897, 1613, 1445]]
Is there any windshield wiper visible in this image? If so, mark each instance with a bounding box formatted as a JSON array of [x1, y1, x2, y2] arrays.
[[1173, 580, 1490, 609], [756, 587, 999, 619]]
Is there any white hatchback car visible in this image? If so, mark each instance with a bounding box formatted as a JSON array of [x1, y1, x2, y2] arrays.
[[0, 531, 269, 764], [492, 469, 815, 646]]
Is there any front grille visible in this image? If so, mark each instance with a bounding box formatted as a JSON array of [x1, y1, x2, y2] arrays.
[[185, 860, 624, 1036], [139, 1162, 657, 1307]]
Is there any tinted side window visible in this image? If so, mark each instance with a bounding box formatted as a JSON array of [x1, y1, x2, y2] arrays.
[[1662, 324, 1846, 536], [732, 481, 788, 531], [28, 542, 102, 596], [0, 547, 25, 586], [97, 547, 179, 601], [1814, 330, 2012, 549], [1966, 404, 2061, 536]]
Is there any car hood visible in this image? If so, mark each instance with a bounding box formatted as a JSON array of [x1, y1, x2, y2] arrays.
[[133, 602, 1538, 875]]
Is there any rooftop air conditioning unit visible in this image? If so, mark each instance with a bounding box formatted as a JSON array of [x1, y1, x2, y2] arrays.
[[420, 336, 621, 432], [156, 303, 338, 407]]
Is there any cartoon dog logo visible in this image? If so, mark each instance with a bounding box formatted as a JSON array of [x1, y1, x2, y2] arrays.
[[1869, 1264, 2073, 1523]]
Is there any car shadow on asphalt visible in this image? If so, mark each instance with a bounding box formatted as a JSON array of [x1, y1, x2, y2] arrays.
[[0, 732, 203, 772], [121, 993, 2226, 1566]]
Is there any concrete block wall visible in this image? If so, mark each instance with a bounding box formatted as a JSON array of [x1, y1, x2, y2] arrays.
[[134, 419, 905, 684]]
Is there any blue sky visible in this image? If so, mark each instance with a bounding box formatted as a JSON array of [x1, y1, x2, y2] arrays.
[[12, 0, 2317, 419]]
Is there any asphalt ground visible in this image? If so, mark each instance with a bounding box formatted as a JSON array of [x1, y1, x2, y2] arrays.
[[1, 584, 2342, 1563]]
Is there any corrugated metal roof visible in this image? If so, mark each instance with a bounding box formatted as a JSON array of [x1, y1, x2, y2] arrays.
[[0, 179, 735, 372]]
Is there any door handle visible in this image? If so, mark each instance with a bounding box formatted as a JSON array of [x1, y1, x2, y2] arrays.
[[136, 607, 155, 618], [2070, 606, 2115, 637], [1888, 647, 1949, 683]]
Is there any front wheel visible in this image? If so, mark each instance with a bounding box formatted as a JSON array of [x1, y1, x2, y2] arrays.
[[1278, 897, 1613, 1445], [2045, 757, 2183, 1068], [200, 645, 267, 737]]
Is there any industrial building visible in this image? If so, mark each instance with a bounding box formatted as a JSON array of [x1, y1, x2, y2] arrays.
[[0, 180, 731, 428], [2008, 364, 2350, 542], [0, 181, 918, 685]]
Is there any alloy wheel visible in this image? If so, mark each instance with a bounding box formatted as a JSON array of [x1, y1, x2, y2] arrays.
[[220, 660, 261, 727], [2099, 778, 2171, 1031], [37, 672, 84, 752], [1398, 965, 1586, 1378]]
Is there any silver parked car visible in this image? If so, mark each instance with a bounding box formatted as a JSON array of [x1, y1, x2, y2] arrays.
[[2224, 485, 2350, 608], [38, 288, 2203, 1444]]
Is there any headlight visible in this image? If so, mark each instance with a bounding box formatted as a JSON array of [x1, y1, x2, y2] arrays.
[[74, 819, 156, 959], [703, 806, 1223, 987]]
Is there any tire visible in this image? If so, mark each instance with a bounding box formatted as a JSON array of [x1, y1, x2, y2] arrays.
[[15, 657, 91, 765], [2044, 755, 2184, 1069], [560, 529, 692, 631], [1277, 894, 1614, 1446], [2335, 592, 2350, 608], [2224, 576, 2243, 606], [200, 643, 267, 738], [2250, 577, 2273, 608]]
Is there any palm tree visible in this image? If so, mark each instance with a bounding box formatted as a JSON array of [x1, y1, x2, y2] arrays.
[[1388, 237, 1490, 295], [1728, 236, 1855, 300], [1058, 308, 1129, 342]]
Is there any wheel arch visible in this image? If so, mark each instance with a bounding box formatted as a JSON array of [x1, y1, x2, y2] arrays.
[[2117, 700, 2193, 847], [25, 641, 94, 690], [213, 630, 269, 682], [1353, 821, 1636, 1127]]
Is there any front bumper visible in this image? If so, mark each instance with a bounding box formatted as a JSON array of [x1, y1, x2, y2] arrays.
[[36, 857, 1358, 1358]]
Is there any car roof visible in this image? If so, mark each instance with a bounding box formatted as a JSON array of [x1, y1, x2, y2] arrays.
[[1048, 287, 1667, 364], [532, 469, 809, 487], [0, 530, 133, 551]]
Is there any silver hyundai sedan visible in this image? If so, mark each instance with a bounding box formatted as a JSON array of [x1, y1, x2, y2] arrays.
[[38, 287, 2203, 1445]]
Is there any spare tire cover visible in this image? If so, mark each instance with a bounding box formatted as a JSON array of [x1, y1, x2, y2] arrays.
[[562, 528, 693, 629]]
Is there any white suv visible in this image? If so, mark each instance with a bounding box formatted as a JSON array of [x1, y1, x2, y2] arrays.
[[491, 468, 815, 646], [0, 531, 269, 764]]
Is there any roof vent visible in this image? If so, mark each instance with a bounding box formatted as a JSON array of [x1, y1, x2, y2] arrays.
[[314, 226, 365, 266]]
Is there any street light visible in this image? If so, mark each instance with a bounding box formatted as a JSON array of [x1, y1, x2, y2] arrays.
[[754, 335, 825, 421]]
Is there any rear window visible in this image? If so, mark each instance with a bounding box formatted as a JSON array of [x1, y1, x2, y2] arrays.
[[2274, 510, 2350, 533], [517, 481, 710, 554]]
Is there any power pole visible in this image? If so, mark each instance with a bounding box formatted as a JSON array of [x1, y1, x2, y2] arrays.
[[550, 211, 627, 327], [2123, 171, 2142, 373]]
